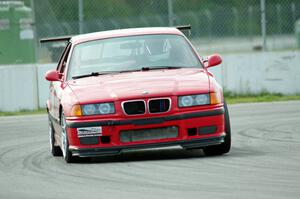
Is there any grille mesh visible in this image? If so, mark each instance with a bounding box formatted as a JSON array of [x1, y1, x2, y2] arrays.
[[149, 99, 170, 113], [123, 101, 145, 115]]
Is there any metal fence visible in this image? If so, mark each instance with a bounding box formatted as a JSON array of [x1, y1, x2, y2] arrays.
[[12, 0, 300, 61]]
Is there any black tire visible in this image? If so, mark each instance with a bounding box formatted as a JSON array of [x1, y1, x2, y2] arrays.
[[61, 112, 75, 163], [48, 116, 62, 156], [204, 102, 231, 156]]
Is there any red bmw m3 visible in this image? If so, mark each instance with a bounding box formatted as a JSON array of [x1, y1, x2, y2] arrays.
[[44, 27, 231, 163]]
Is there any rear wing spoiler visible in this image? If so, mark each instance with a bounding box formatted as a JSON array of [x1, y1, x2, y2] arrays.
[[175, 25, 191, 31], [175, 25, 191, 36], [40, 35, 72, 43], [40, 25, 191, 43]]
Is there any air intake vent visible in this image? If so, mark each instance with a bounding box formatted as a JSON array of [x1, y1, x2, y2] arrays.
[[120, 126, 178, 143], [123, 100, 146, 115], [149, 99, 170, 113]]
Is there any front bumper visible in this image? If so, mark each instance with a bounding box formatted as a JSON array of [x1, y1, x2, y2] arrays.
[[65, 107, 225, 157]]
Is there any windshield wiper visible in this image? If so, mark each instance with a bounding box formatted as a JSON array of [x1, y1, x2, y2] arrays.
[[141, 66, 182, 71], [72, 72, 109, 79], [72, 67, 183, 79]]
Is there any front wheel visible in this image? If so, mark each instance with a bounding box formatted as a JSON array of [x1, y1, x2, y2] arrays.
[[61, 112, 75, 163], [203, 102, 231, 156], [48, 116, 62, 156]]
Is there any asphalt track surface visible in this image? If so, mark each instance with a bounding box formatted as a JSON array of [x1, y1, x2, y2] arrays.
[[0, 101, 299, 199]]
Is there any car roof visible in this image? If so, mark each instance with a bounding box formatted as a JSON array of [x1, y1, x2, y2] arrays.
[[70, 27, 184, 45]]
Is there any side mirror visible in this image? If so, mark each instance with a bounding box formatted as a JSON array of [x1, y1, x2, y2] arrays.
[[45, 70, 62, 81], [206, 54, 222, 68]]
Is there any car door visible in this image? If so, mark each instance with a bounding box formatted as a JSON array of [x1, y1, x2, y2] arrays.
[[49, 43, 72, 134]]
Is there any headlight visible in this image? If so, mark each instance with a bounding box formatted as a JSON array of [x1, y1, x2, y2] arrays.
[[178, 94, 210, 107], [82, 102, 115, 115], [180, 96, 193, 107]]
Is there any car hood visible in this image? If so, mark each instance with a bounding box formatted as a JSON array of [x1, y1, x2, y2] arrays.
[[67, 68, 210, 103]]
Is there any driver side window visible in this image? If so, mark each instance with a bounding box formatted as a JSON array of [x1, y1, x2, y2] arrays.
[[57, 43, 72, 74]]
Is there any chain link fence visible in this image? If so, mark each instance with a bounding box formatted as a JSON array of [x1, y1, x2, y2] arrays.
[[3, 0, 300, 62]]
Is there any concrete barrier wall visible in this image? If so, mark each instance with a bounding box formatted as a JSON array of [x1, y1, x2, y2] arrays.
[[0, 65, 38, 112], [209, 51, 300, 94], [37, 64, 56, 108], [0, 51, 299, 111]]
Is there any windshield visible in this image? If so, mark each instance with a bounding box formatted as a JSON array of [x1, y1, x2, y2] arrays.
[[67, 34, 201, 79]]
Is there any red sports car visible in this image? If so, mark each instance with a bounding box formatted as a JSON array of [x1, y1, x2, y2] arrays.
[[44, 27, 231, 163]]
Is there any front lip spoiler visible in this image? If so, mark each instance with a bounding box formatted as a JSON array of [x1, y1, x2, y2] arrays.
[[70, 134, 225, 157], [66, 107, 224, 128]]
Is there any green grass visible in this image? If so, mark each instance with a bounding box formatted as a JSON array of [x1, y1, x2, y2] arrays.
[[224, 91, 300, 104], [0, 108, 46, 116], [1, 93, 300, 116]]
